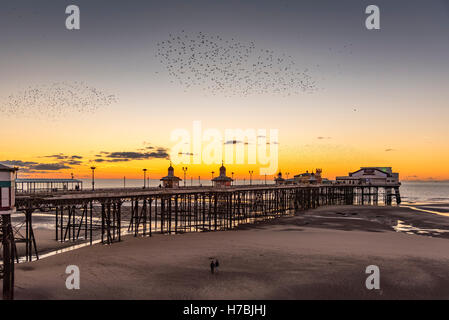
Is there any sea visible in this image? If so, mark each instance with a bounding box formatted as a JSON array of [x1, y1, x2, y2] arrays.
[[399, 181, 449, 204]]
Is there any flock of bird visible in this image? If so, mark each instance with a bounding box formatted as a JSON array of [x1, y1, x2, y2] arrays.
[[1, 81, 117, 118], [156, 31, 319, 97], [1, 32, 337, 118]]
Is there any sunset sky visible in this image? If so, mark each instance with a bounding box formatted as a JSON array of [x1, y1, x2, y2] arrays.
[[1, 0, 448, 180]]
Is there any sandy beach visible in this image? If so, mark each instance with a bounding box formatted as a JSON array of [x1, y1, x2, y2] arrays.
[[10, 204, 449, 299]]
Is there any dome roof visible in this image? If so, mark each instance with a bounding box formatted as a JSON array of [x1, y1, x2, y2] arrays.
[[212, 161, 233, 181]]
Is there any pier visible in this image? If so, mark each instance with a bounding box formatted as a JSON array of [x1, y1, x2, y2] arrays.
[[1, 182, 400, 299]]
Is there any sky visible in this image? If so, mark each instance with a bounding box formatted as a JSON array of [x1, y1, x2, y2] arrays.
[[0, 0, 448, 181]]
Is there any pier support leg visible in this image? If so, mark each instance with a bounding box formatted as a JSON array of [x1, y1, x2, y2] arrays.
[[394, 187, 401, 205], [1, 214, 15, 300]]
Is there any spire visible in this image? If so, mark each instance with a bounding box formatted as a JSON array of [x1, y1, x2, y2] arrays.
[[219, 162, 226, 176], [168, 161, 174, 177]]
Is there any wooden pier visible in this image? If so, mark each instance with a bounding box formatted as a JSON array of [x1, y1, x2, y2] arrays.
[[1, 183, 400, 299]]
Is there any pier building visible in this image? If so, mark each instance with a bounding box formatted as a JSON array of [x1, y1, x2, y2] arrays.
[[160, 163, 182, 188], [15, 178, 83, 193], [336, 167, 400, 185], [211, 163, 233, 187], [274, 172, 285, 185]]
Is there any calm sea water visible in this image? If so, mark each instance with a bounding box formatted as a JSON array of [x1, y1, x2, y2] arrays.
[[400, 181, 449, 204]]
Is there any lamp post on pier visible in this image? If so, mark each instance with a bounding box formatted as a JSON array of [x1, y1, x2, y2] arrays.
[[182, 167, 188, 187], [249, 170, 254, 185], [143, 169, 147, 189], [231, 172, 234, 186], [90, 167, 96, 191]]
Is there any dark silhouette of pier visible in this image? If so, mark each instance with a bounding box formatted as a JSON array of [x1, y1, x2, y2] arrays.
[[1, 183, 400, 299]]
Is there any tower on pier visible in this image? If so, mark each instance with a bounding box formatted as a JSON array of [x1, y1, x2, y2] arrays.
[[212, 162, 233, 187], [160, 162, 182, 188]]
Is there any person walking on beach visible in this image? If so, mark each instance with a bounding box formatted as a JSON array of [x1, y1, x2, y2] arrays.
[[215, 259, 219, 272], [210, 260, 215, 274]]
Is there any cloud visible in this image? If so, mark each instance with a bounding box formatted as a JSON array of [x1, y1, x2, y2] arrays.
[[66, 160, 83, 165], [224, 140, 243, 145], [138, 146, 156, 151], [3, 145, 170, 175], [148, 149, 169, 158], [384, 148, 395, 152], [94, 158, 130, 163], [317, 136, 331, 140], [106, 152, 150, 159], [97, 148, 170, 161], [45, 154, 67, 160], [0, 160, 38, 167], [44, 154, 84, 161], [178, 152, 195, 156], [1, 159, 74, 173], [30, 163, 71, 171]]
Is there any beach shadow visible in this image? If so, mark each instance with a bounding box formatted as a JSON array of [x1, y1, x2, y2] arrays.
[[275, 228, 305, 232], [17, 265, 35, 271]]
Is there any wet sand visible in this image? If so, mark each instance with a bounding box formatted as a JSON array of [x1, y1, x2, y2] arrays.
[[10, 205, 449, 299]]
